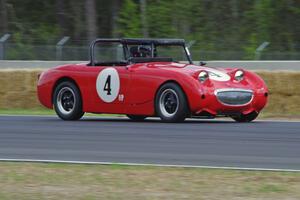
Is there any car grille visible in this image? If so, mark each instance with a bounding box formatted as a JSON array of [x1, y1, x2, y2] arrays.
[[215, 89, 253, 106]]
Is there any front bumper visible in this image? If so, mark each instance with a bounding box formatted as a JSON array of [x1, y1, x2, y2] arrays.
[[194, 88, 268, 116], [214, 88, 253, 106]]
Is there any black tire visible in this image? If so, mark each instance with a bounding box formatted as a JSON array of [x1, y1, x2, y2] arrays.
[[127, 115, 147, 121], [53, 81, 84, 120], [155, 82, 189, 122], [231, 111, 259, 123]]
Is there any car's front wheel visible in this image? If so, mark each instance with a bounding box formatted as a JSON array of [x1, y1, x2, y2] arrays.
[[53, 81, 84, 120], [231, 111, 258, 122], [155, 82, 189, 122]]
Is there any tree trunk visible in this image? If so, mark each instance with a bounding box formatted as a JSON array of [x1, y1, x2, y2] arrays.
[[70, 2, 84, 42], [56, 0, 66, 36], [231, 0, 239, 20], [85, 0, 97, 41], [111, 0, 121, 37], [140, 0, 148, 37], [0, 0, 8, 32]]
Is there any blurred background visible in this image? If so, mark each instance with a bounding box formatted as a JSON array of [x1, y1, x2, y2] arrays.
[[0, 0, 299, 61]]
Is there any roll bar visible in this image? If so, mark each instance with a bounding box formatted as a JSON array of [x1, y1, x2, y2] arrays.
[[89, 38, 193, 66]]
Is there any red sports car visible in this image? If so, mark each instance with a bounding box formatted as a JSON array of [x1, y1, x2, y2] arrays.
[[37, 38, 268, 122]]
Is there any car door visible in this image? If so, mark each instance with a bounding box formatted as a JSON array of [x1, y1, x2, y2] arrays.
[[86, 65, 130, 114]]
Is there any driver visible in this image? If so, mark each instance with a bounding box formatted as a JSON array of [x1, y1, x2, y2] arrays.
[[130, 45, 151, 57]]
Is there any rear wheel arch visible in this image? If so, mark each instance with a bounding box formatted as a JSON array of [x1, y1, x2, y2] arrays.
[[52, 77, 82, 104], [52, 79, 84, 120]]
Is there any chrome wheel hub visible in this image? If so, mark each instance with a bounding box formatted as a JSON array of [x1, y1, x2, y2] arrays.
[[57, 87, 76, 115], [159, 89, 179, 117]]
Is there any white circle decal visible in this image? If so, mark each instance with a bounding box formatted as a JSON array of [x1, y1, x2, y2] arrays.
[[96, 68, 120, 103]]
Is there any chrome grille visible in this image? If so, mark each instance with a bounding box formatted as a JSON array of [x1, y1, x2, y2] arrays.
[[215, 89, 253, 106]]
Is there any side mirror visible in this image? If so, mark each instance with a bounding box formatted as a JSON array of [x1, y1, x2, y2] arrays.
[[199, 61, 207, 66]]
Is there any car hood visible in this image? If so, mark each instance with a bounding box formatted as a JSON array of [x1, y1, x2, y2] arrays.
[[145, 62, 267, 90], [147, 62, 235, 82]]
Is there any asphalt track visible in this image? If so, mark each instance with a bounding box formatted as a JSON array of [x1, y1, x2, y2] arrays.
[[0, 115, 300, 170]]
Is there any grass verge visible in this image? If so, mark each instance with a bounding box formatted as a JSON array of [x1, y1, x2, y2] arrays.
[[0, 108, 55, 115], [0, 162, 300, 200], [0, 108, 125, 117], [0, 108, 299, 120]]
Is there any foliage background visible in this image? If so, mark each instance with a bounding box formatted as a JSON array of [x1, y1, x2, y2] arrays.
[[0, 0, 299, 60]]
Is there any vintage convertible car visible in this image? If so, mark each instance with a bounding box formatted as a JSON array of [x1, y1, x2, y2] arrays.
[[37, 38, 268, 122]]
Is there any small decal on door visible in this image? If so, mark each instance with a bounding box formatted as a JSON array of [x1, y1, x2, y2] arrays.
[[118, 94, 124, 102]]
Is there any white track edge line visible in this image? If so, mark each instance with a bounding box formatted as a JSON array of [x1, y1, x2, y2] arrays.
[[0, 158, 300, 172]]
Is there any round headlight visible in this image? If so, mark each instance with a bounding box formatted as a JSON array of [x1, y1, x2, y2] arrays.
[[198, 71, 209, 82], [234, 70, 244, 81]]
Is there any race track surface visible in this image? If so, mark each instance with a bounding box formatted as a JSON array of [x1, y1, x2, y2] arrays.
[[0, 115, 300, 170]]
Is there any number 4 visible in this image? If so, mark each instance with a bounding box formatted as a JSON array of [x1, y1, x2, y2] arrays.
[[104, 75, 112, 95]]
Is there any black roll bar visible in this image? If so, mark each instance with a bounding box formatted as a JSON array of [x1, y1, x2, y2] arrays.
[[89, 38, 193, 65]]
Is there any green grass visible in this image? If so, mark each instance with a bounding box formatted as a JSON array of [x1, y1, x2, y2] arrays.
[[259, 112, 300, 120], [0, 108, 299, 120], [0, 108, 55, 115], [0, 108, 124, 117], [0, 162, 300, 200]]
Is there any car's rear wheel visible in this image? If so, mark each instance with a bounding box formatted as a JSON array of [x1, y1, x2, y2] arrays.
[[231, 111, 258, 122], [53, 81, 84, 120], [155, 82, 189, 122], [127, 115, 147, 121]]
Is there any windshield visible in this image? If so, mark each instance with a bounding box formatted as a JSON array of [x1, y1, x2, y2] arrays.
[[155, 45, 190, 63], [126, 44, 191, 63], [90, 40, 192, 66], [93, 42, 125, 65]]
